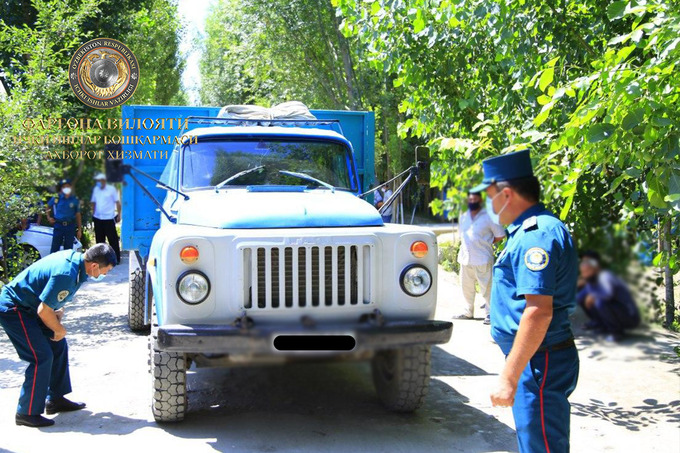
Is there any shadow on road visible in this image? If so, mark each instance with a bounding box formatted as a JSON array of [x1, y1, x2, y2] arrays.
[[572, 398, 680, 432], [47, 410, 154, 434], [148, 347, 517, 452], [431, 345, 493, 377]]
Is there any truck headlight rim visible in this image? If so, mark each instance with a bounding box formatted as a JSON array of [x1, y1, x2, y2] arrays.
[[176, 270, 210, 304], [400, 264, 432, 297]]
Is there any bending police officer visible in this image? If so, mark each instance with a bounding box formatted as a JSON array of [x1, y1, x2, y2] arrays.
[[0, 243, 117, 427]]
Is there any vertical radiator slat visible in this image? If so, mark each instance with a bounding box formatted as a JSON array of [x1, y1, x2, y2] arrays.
[[331, 246, 338, 306], [319, 246, 325, 307], [264, 247, 272, 309], [344, 245, 351, 306], [251, 247, 258, 309], [356, 245, 363, 305], [305, 247, 312, 307], [292, 246, 299, 308], [278, 247, 285, 308]]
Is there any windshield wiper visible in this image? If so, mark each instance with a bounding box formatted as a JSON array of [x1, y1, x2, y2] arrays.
[[278, 170, 335, 192], [215, 165, 265, 192]]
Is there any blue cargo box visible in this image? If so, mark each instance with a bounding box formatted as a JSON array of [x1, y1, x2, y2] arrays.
[[120, 105, 375, 258]]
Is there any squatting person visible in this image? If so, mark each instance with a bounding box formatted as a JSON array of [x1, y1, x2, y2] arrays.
[[578, 250, 640, 342], [0, 243, 117, 427], [469, 150, 579, 452]]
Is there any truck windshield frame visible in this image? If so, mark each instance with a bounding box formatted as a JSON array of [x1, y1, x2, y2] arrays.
[[179, 137, 357, 192]]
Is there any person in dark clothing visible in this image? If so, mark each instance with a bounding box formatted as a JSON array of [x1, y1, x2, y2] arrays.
[[577, 250, 640, 342], [46, 179, 82, 254]]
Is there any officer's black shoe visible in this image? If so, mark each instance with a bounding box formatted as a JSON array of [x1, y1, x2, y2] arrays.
[[15, 413, 55, 427], [45, 397, 86, 414]]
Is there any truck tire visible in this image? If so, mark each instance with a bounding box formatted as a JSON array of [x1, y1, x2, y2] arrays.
[[150, 305, 187, 422], [128, 251, 149, 332], [128, 268, 148, 331], [371, 345, 431, 412]]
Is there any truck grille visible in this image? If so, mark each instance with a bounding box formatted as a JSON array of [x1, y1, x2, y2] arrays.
[[241, 244, 374, 309]]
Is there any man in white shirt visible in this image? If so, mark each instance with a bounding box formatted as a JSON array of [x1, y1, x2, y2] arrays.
[[90, 173, 121, 264], [375, 182, 394, 223], [455, 191, 506, 324]]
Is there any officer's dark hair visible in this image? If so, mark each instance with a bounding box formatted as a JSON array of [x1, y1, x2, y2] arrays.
[[496, 176, 541, 203], [467, 191, 482, 197], [84, 243, 117, 268]]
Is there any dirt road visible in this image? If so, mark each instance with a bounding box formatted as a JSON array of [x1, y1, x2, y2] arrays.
[[0, 252, 678, 452]]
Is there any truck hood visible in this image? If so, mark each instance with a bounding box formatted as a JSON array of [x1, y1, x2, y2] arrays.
[[175, 189, 383, 228]]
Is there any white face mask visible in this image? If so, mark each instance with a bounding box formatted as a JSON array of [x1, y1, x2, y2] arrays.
[[486, 191, 509, 225], [62, 187, 72, 195]]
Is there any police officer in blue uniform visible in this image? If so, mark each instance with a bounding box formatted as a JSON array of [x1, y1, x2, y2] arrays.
[[469, 150, 579, 452], [46, 179, 82, 254], [0, 243, 117, 427]]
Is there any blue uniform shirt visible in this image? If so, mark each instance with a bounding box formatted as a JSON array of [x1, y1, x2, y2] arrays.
[[0, 250, 88, 314], [48, 194, 80, 221], [490, 203, 578, 355]]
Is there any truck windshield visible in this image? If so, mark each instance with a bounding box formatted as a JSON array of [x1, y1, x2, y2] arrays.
[[181, 139, 355, 191]]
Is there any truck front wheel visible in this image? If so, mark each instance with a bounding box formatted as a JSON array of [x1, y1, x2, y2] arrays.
[[371, 345, 431, 412], [150, 305, 187, 422]]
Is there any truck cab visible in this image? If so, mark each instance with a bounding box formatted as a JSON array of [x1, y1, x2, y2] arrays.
[[121, 104, 452, 422]]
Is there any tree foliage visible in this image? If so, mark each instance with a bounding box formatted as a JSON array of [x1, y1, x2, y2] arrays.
[[336, 0, 679, 324], [336, 0, 678, 258], [0, 0, 185, 234], [200, 0, 414, 179]]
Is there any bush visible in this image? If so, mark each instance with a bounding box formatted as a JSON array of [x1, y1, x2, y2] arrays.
[[438, 240, 460, 274], [80, 227, 94, 250]]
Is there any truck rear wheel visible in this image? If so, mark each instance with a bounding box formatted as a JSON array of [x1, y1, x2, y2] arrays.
[[128, 251, 149, 332], [150, 306, 187, 422], [371, 345, 431, 412]]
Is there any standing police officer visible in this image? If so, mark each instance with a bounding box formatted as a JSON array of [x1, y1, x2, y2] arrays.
[[46, 179, 82, 254], [0, 243, 117, 427], [469, 150, 579, 452]]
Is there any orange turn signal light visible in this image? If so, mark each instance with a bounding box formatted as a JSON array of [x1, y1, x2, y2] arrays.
[[180, 246, 199, 264], [410, 241, 428, 258]]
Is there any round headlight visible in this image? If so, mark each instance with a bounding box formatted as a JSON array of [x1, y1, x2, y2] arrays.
[[400, 265, 432, 297], [176, 271, 210, 304]]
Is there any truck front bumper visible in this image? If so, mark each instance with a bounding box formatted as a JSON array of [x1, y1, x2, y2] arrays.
[[156, 320, 453, 354]]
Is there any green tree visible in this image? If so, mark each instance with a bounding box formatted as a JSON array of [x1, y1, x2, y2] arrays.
[[336, 0, 679, 325], [0, 0, 186, 278], [200, 0, 417, 181]]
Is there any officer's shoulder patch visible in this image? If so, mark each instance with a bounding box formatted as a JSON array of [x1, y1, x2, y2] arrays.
[[57, 290, 69, 302], [522, 216, 538, 231], [524, 247, 549, 271]]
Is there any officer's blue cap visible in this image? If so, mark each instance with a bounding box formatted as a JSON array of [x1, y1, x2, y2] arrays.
[[469, 150, 534, 193], [58, 178, 71, 186]]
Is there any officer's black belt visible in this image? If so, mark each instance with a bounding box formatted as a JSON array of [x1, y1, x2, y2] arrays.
[[56, 219, 75, 226], [536, 337, 575, 353]]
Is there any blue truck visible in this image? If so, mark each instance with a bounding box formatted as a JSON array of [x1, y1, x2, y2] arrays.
[[120, 103, 452, 422]]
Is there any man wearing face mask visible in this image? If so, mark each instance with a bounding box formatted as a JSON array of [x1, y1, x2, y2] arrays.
[[0, 243, 117, 427], [90, 173, 121, 264], [469, 150, 579, 453], [46, 179, 82, 254], [454, 191, 506, 324]]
